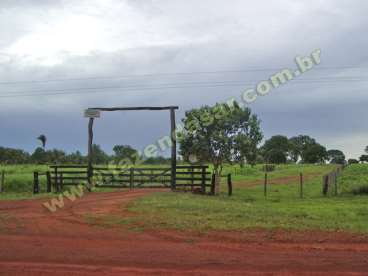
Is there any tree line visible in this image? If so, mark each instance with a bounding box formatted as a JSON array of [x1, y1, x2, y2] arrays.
[[1, 101, 366, 168], [0, 145, 171, 165], [178, 101, 367, 171]]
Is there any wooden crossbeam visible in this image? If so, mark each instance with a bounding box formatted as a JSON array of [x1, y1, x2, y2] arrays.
[[88, 106, 178, 111]]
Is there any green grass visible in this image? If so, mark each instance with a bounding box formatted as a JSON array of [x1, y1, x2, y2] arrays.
[[339, 164, 368, 194], [0, 165, 48, 193], [221, 163, 335, 182], [2, 163, 368, 234], [129, 192, 368, 233], [127, 164, 368, 234], [0, 163, 177, 195]]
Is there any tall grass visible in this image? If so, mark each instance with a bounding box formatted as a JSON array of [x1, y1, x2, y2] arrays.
[[339, 164, 368, 195], [0, 165, 48, 193]]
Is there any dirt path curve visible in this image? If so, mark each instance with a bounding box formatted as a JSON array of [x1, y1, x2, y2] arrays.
[[0, 189, 367, 275]]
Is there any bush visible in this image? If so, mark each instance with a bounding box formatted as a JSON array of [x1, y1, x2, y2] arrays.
[[262, 164, 276, 172], [348, 159, 360, 165], [352, 186, 368, 195]]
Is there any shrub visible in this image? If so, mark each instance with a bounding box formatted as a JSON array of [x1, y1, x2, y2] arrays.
[[352, 186, 368, 195], [262, 164, 276, 172], [348, 159, 359, 165]]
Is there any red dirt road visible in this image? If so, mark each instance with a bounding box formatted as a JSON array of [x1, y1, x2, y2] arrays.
[[0, 190, 367, 275]]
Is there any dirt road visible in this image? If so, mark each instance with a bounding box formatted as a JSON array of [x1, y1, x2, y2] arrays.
[[0, 190, 367, 275]]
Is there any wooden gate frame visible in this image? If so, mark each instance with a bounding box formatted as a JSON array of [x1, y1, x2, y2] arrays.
[[85, 106, 179, 190]]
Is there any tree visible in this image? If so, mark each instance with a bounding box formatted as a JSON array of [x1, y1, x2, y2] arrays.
[[327, 149, 346, 164], [365, 146, 368, 154], [66, 151, 85, 164], [0, 147, 30, 164], [179, 102, 263, 194], [360, 155, 368, 163], [91, 144, 109, 164], [289, 135, 316, 163], [31, 147, 48, 164], [262, 135, 290, 164], [37, 135, 47, 149], [233, 116, 263, 167], [303, 143, 328, 164], [46, 149, 67, 164], [113, 145, 139, 165], [348, 159, 359, 165], [266, 149, 288, 164]]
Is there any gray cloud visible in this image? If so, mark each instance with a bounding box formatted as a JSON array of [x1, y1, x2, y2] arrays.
[[0, 0, 367, 159]]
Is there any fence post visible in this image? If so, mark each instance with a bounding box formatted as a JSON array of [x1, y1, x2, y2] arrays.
[[54, 167, 58, 192], [227, 174, 233, 196], [130, 167, 134, 190], [211, 173, 215, 195], [322, 175, 329, 196], [46, 171, 52, 193], [334, 171, 338, 196], [33, 171, 39, 194], [300, 172, 303, 199], [56, 172, 63, 193], [60, 172, 64, 191], [201, 167, 206, 194], [264, 172, 268, 198], [190, 167, 194, 191], [0, 170, 4, 193]]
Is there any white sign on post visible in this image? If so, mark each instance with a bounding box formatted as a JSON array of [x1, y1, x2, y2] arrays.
[[84, 109, 100, 118]]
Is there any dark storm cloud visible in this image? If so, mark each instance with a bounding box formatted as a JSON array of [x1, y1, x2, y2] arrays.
[[0, 0, 367, 158]]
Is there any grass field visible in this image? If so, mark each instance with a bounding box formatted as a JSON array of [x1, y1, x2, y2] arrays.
[[0, 165, 48, 199], [1, 163, 368, 234], [126, 164, 368, 233]]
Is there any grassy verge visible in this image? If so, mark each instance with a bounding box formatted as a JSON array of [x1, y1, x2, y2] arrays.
[[339, 164, 368, 195], [126, 164, 368, 233], [0, 165, 48, 193], [128, 192, 368, 233], [0, 192, 52, 201]]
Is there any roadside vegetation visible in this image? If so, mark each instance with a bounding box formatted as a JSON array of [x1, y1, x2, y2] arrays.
[[339, 164, 368, 195], [1, 102, 368, 234], [128, 164, 368, 234]]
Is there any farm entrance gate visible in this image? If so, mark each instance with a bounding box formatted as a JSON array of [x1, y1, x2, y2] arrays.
[[84, 106, 201, 191], [46, 164, 212, 193]]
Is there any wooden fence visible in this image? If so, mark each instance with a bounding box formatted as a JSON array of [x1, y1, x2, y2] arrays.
[[322, 165, 344, 196], [34, 165, 213, 194]]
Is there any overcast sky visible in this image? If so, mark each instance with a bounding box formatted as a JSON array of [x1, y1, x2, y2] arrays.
[[0, 0, 367, 159]]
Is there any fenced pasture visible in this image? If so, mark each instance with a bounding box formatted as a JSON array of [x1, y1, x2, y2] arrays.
[[0, 163, 366, 200], [128, 164, 368, 233], [0, 164, 214, 196], [1, 163, 368, 234], [42, 164, 212, 192]]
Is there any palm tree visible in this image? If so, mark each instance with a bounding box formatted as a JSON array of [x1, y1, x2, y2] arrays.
[[37, 135, 47, 149]]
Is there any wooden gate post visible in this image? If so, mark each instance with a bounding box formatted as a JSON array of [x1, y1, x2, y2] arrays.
[[130, 167, 134, 190], [300, 172, 304, 199], [33, 172, 39, 194], [46, 171, 52, 193], [334, 171, 338, 196], [264, 172, 268, 198], [87, 118, 94, 190], [322, 175, 329, 196], [170, 108, 177, 190], [0, 170, 4, 193], [201, 167, 206, 194], [227, 174, 233, 196], [211, 173, 216, 195]]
